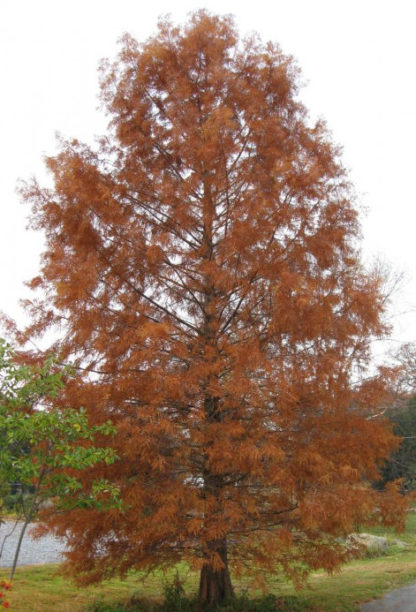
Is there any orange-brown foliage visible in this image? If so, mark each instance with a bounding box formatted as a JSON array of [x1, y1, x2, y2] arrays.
[[20, 10, 406, 601]]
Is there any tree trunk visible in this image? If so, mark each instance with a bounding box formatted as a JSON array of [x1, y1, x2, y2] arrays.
[[198, 395, 234, 605], [9, 479, 41, 581], [10, 517, 30, 581], [198, 537, 234, 606]]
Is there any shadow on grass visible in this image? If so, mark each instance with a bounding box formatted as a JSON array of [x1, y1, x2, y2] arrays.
[[87, 575, 314, 611], [87, 594, 314, 612]]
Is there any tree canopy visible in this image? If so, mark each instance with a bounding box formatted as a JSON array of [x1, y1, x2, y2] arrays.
[[18, 11, 406, 605]]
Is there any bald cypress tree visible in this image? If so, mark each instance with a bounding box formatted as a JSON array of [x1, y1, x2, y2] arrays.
[[21, 12, 405, 605]]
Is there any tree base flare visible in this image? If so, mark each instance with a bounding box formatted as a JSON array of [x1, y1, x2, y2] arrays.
[[198, 563, 234, 606]]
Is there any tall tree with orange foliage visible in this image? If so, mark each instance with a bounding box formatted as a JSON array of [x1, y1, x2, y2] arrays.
[[19, 12, 406, 605]]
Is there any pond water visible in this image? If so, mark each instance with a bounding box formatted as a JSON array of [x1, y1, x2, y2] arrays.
[[0, 520, 66, 568]]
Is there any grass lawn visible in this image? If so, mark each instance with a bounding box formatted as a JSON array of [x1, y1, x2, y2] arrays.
[[4, 514, 416, 611]]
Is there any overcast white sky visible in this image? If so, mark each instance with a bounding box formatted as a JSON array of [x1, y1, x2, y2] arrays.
[[1, 0, 415, 360]]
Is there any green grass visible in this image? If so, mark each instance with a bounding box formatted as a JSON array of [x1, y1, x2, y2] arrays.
[[4, 514, 416, 611]]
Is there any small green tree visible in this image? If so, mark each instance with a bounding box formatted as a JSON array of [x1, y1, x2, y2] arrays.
[[0, 339, 119, 580]]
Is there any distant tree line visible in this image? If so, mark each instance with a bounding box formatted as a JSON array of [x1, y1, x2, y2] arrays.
[[379, 394, 416, 491]]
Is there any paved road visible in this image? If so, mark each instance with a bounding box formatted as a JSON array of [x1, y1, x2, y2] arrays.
[[361, 582, 416, 611], [0, 520, 66, 567]]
